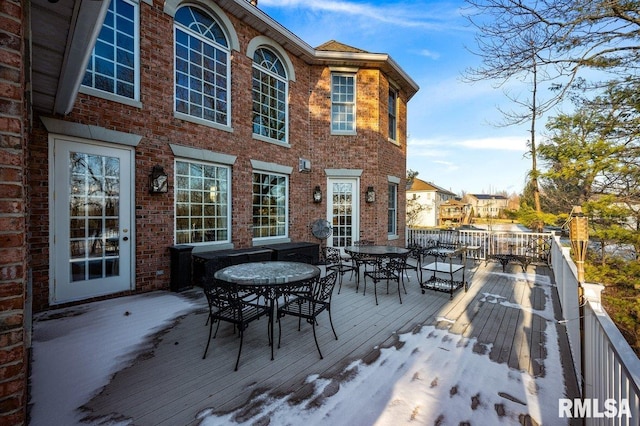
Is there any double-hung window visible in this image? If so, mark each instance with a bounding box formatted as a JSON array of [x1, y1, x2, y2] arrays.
[[331, 73, 356, 134], [174, 6, 230, 126], [388, 183, 398, 236], [388, 88, 397, 141], [175, 160, 230, 244], [82, 0, 139, 101], [252, 172, 288, 239], [252, 48, 288, 142]]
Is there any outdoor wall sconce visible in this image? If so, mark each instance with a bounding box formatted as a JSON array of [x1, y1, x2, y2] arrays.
[[149, 165, 168, 193], [313, 185, 322, 203], [365, 186, 376, 203]]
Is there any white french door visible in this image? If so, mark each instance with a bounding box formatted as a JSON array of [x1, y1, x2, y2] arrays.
[[51, 138, 134, 303], [327, 178, 359, 249]]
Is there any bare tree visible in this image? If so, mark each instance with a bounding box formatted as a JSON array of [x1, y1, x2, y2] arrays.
[[464, 0, 640, 213]]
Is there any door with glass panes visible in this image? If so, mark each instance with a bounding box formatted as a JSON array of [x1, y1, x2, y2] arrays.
[[52, 138, 134, 303], [327, 178, 359, 249]]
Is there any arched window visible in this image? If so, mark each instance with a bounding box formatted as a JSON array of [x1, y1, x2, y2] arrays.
[[252, 47, 288, 142], [174, 6, 230, 126]]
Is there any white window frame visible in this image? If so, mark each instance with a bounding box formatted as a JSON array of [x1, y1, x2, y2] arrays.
[[331, 72, 356, 135], [388, 176, 401, 239], [81, 0, 141, 107], [388, 183, 398, 236], [173, 5, 232, 130], [251, 47, 289, 144], [174, 159, 231, 246], [388, 87, 398, 142], [252, 169, 289, 242]]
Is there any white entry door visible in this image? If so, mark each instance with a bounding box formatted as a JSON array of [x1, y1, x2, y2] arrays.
[[327, 178, 359, 249], [52, 138, 134, 304]]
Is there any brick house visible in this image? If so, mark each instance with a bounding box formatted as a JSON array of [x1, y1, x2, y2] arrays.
[[0, 0, 418, 422]]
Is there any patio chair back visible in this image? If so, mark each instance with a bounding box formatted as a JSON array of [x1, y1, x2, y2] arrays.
[[277, 271, 338, 359], [202, 279, 270, 371], [323, 247, 357, 293]]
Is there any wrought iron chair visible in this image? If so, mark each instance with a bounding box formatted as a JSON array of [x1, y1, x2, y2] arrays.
[[363, 256, 407, 305], [323, 247, 357, 294], [277, 271, 338, 359], [350, 239, 377, 290], [399, 242, 421, 283], [202, 278, 271, 371]]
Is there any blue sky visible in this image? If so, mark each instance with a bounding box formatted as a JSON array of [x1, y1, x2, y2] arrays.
[[257, 0, 536, 196]]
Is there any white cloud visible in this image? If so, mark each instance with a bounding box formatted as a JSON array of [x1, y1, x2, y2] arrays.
[[409, 135, 526, 155], [455, 136, 528, 151], [259, 0, 463, 31], [418, 49, 441, 60]]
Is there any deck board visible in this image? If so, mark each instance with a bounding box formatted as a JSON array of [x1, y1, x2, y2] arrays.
[[80, 260, 578, 425]]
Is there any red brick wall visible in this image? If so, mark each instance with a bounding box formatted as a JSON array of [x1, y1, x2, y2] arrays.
[[0, 0, 28, 423], [27, 0, 409, 311]]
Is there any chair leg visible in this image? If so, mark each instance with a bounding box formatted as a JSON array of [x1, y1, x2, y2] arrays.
[[234, 329, 244, 371], [328, 308, 338, 341], [277, 312, 284, 349], [311, 319, 323, 359], [203, 313, 214, 359], [373, 278, 378, 305]]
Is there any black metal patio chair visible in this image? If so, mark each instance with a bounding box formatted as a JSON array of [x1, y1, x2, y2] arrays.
[[323, 247, 357, 294], [363, 256, 407, 305], [399, 242, 421, 283], [202, 278, 271, 371], [277, 271, 338, 359]]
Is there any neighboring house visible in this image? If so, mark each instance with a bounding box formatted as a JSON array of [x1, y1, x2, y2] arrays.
[[466, 194, 509, 218], [438, 199, 472, 227], [406, 178, 457, 227], [0, 0, 418, 422]]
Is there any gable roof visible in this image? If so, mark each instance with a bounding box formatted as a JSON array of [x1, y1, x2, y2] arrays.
[[407, 178, 456, 196], [316, 40, 370, 54]]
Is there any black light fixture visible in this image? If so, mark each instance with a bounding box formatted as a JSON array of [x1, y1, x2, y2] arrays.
[[366, 186, 375, 203], [313, 185, 322, 203], [149, 165, 168, 193]]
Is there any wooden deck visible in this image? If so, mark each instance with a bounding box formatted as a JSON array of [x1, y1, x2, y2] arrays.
[[80, 259, 579, 425]]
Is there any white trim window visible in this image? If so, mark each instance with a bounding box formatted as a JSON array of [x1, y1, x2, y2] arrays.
[[388, 182, 398, 236], [388, 87, 397, 141], [175, 160, 230, 244], [331, 73, 356, 134], [82, 0, 139, 100], [252, 172, 288, 239], [174, 6, 230, 126], [252, 47, 288, 142]]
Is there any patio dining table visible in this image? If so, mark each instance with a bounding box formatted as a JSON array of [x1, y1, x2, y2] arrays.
[[344, 245, 410, 258], [214, 261, 321, 360], [344, 245, 411, 303]]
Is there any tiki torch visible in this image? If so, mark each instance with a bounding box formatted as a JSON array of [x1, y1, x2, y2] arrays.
[[568, 206, 589, 284]]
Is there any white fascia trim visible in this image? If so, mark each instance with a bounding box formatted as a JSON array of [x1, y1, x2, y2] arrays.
[[55, 0, 111, 115]]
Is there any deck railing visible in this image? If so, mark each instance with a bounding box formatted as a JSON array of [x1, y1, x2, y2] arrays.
[[407, 227, 640, 424]]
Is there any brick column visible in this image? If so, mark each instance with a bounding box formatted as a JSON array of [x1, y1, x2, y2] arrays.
[[0, 0, 29, 424]]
